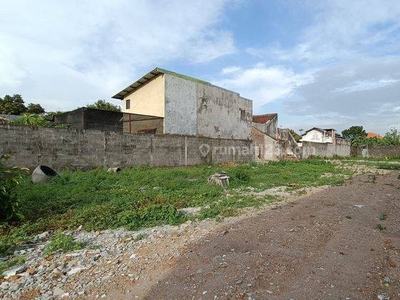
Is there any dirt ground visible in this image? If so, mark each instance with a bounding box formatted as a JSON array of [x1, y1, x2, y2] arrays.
[[87, 171, 400, 300]]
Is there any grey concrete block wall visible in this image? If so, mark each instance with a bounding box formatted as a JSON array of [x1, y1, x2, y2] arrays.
[[302, 141, 351, 159], [351, 145, 400, 158], [0, 125, 254, 170]]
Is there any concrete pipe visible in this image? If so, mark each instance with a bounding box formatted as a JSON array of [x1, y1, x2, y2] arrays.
[[32, 165, 60, 183], [107, 167, 121, 173]]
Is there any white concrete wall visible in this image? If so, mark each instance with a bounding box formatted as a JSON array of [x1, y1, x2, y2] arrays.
[[196, 84, 252, 140], [164, 74, 197, 135]]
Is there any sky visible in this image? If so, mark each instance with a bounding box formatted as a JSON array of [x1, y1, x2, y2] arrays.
[[0, 0, 399, 135]]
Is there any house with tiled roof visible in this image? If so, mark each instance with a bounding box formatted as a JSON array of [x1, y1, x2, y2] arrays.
[[366, 132, 383, 139], [300, 127, 342, 144], [252, 113, 278, 139]]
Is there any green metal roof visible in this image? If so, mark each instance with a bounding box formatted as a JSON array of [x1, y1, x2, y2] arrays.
[[112, 68, 210, 100]]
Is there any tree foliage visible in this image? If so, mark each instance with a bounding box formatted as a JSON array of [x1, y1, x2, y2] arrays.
[[26, 103, 45, 114], [351, 127, 400, 146], [86, 100, 121, 112], [0, 94, 46, 115], [342, 126, 367, 141], [0, 94, 27, 115], [11, 113, 49, 127], [384, 127, 400, 145], [288, 129, 301, 142]]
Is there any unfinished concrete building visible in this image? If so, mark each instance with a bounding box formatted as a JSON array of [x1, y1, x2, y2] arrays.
[[112, 68, 253, 140]]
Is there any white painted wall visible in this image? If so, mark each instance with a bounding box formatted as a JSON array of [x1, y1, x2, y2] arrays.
[[301, 129, 333, 143]]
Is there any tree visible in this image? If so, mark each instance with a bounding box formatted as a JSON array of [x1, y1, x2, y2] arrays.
[[26, 103, 45, 114], [0, 94, 27, 115], [342, 126, 367, 141], [384, 127, 400, 145], [289, 129, 301, 142], [86, 100, 121, 112]]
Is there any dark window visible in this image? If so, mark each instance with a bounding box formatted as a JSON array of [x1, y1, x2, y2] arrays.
[[126, 99, 131, 110], [240, 109, 246, 121]]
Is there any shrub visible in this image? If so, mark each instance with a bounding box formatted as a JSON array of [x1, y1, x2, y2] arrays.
[[230, 169, 251, 183], [0, 155, 26, 222]]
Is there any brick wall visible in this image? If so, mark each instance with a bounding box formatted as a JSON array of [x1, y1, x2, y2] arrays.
[[0, 125, 254, 170]]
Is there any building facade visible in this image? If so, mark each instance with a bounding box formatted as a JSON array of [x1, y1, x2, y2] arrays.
[[113, 68, 253, 140]]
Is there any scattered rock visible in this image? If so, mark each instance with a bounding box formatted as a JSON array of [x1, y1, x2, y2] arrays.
[[36, 231, 50, 241], [377, 292, 390, 300], [67, 267, 86, 276], [0, 281, 10, 290], [388, 259, 397, 268], [53, 287, 66, 297], [2, 265, 27, 278]]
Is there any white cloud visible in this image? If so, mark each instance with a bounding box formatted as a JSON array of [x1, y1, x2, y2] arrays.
[[0, 0, 236, 111], [221, 66, 241, 75], [334, 79, 398, 93], [214, 63, 313, 111]]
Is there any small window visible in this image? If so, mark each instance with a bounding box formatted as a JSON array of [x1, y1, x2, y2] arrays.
[[126, 99, 131, 110], [240, 109, 246, 121]]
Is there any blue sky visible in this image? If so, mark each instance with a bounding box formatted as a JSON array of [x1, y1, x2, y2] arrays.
[[0, 0, 399, 134]]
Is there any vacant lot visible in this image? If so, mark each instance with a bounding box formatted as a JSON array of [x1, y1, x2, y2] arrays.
[[1, 158, 399, 299], [2, 159, 355, 256]]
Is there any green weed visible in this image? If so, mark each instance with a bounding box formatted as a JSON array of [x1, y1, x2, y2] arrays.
[[0, 255, 25, 275], [376, 224, 386, 231], [43, 231, 83, 257]]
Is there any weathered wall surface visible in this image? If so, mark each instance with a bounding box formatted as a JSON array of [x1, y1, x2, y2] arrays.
[[251, 127, 278, 162], [0, 125, 253, 169], [196, 84, 252, 140], [302, 141, 351, 158], [164, 74, 198, 136], [351, 145, 400, 158]]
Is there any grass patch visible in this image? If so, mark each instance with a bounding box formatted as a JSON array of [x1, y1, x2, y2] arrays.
[[43, 231, 84, 257], [377, 164, 400, 170]]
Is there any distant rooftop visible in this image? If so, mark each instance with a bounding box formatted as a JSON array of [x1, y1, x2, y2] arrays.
[[252, 113, 277, 124], [0, 114, 22, 121], [367, 132, 383, 139]]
